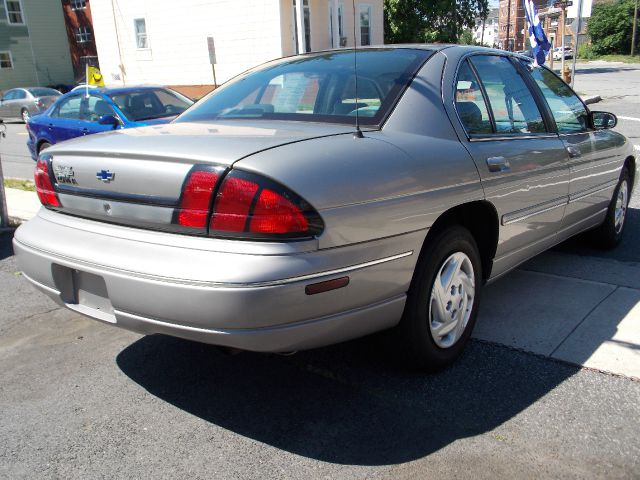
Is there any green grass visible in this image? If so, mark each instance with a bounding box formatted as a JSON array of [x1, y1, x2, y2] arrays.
[[3, 178, 35, 192], [579, 54, 640, 64]]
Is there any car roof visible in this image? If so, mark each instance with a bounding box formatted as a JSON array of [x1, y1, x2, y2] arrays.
[[76, 85, 169, 95]]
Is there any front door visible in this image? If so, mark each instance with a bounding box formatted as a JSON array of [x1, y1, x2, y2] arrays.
[[526, 65, 623, 235]]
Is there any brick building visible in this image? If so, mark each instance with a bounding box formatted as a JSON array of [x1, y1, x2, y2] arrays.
[[61, 0, 99, 81]]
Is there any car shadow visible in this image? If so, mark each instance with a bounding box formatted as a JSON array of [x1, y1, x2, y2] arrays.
[[116, 333, 580, 466]]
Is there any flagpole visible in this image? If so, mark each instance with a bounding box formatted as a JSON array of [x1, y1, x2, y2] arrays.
[[86, 63, 89, 98]]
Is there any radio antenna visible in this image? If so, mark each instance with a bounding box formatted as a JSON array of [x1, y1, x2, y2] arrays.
[[352, 0, 363, 138]]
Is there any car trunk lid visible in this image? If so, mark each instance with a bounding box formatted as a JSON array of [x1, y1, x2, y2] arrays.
[[41, 120, 352, 231]]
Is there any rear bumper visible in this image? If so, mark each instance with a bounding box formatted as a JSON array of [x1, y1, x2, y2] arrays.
[[14, 210, 424, 351]]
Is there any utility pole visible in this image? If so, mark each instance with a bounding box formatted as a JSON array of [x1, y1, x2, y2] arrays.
[[570, 0, 583, 88], [506, 0, 512, 50], [0, 121, 9, 229], [632, 0, 638, 56]]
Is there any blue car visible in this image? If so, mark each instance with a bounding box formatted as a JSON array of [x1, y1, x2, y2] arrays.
[[26, 85, 193, 160]]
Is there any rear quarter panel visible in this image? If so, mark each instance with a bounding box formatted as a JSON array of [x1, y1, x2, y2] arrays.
[[235, 51, 484, 250]]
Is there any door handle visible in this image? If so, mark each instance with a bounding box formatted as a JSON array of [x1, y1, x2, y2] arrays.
[[566, 145, 582, 158], [486, 156, 511, 172]]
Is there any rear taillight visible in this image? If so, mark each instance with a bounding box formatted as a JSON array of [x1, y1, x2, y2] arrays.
[[176, 167, 221, 228], [210, 171, 322, 239], [34, 158, 60, 207], [174, 166, 323, 240]]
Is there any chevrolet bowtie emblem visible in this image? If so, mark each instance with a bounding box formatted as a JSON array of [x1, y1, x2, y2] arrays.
[[96, 170, 115, 183]]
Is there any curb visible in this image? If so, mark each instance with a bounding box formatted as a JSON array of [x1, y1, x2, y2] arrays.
[[584, 95, 602, 105]]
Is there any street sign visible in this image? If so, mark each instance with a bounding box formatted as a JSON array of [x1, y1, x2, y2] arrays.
[[207, 36, 217, 65]]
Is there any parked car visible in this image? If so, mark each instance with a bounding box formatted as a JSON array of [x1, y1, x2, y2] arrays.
[[552, 46, 573, 61], [14, 46, 635, 370], [26, 86, 194, 160], [0, 87, 61, 122]]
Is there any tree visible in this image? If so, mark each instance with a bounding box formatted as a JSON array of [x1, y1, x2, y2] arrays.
[[587, 0, 636, 55], [384, 0, 490, 44]]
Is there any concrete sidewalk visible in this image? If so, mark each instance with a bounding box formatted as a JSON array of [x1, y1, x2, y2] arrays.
[[475, 257, 640, 379], [4, 187, 40, 222]]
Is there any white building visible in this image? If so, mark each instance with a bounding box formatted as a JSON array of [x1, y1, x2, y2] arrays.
[[473, 8, 499, 47], [90, 0, 384, 98]]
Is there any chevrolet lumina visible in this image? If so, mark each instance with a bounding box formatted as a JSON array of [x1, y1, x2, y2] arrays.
[[14, 46, 636, 370]]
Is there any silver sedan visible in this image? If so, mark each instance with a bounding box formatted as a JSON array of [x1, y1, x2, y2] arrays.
[[0, 87, 61, 122], [14, 45, 636, 370]]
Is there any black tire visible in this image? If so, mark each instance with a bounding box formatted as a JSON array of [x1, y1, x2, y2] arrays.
[[38, 142, 51, 154], [21, 108, 30, 123], [593, 167, 630, 250], [397, 225, 483, 371]]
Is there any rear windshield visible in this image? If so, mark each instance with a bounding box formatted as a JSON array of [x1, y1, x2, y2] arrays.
[[176, 48, 433, 126], [108, 88, 193, 121], [28, 88, 61, 97]]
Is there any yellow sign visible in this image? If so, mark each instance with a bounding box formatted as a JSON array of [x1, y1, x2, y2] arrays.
[[87, 66, 105, 87]]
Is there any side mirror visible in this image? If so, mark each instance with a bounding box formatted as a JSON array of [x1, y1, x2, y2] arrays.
[[98, 114, 120, 129], [591, 111, 617, 130]]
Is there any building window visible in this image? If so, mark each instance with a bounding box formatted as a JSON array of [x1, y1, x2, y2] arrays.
[[75, 26, 92, 43], [329, 2, 345, 48], [359, 5, 372, 46], [71, 0, 86, 10], [0, 51, 13, 69], [4, 0, 24, 24], [134, 18, 148, 49]]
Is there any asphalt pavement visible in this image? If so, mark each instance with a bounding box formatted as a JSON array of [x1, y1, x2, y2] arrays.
[[1, 62, 640, 478]]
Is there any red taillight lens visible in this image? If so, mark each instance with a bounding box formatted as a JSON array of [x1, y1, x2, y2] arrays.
[[250, 188, 308, 234], [34, 158, 60, 207], [176, 168, 220, 228], [210, 176, 259, 232], [210, 171, 323, 239]]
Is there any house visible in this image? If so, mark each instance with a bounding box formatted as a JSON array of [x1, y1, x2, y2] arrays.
[[61, 0, 100, 81], [0, 0, 75, 90], [90, 0, 384, 99], [473, 8, 499, 47]]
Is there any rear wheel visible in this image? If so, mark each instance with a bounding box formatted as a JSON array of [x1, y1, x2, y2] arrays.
[[21, 108, 30, 123], [38, 142, 51, 154], [593, 167, 630, 249], [397, 226, 483, 371]]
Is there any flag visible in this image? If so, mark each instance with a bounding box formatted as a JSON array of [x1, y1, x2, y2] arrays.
[[523, 0, 552, 66], [87, 66, 105, 87]]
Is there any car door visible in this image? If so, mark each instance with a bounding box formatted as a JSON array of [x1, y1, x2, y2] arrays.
[[48, 94, 87, 143], [525, 65, 623, 236], [10, 89, 28, 117], [0, 89, 17, 118], [444, 54, 570, 278]]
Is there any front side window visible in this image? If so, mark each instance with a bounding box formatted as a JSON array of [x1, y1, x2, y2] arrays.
[[527, 65, 588, 133], [75, 26, 92, 43], [176, 48, 432, 126], [53, 96, 83, 120], [359, 5, 372, 46], [84, 95, 117, 122], [470, 55, 545, 134], [71, 0, 86, 10], [134, 18, 148, 49], [4, 0, 23, 24], [0, 51, 13, 69], [455, 60, 493, 135]]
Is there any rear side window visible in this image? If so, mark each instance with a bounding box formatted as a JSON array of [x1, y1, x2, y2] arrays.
[[455, 60, 492, 134], [528, 66, 588, 134], [53, 96, 83, 120], [470, 55, 545, 134]]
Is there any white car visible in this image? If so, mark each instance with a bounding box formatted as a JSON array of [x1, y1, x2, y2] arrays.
[[553, 47, 573, 61]]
